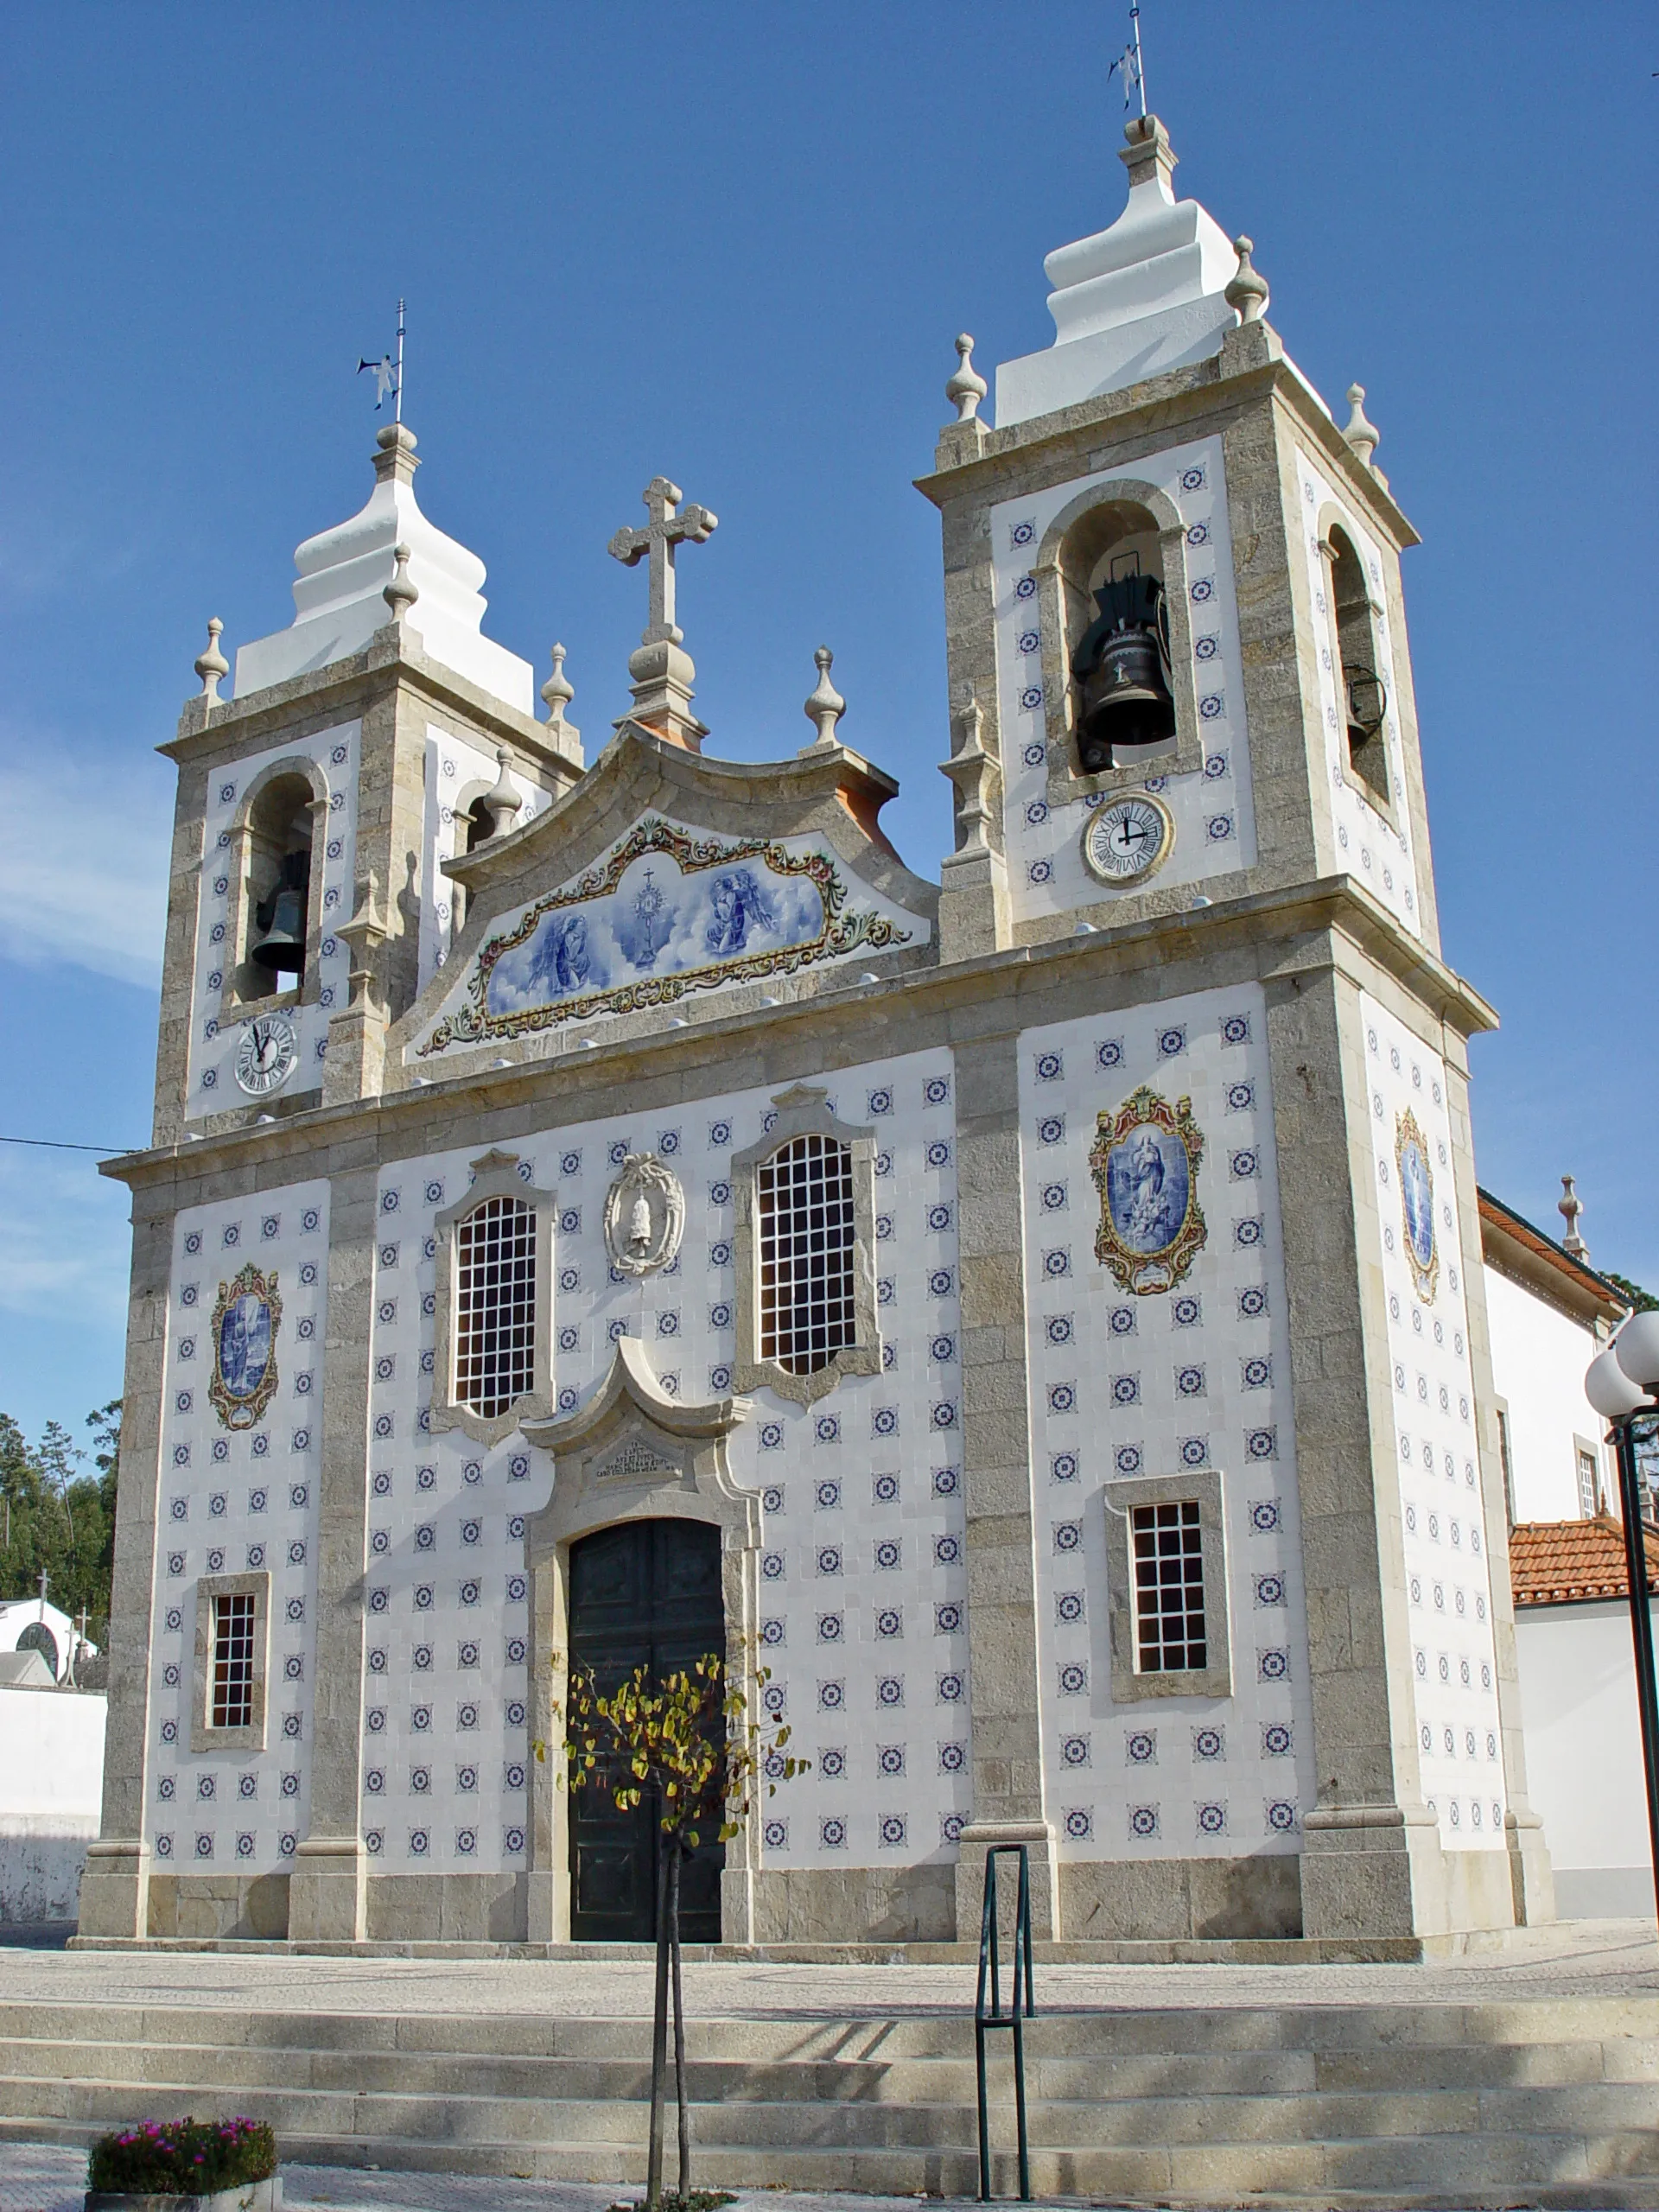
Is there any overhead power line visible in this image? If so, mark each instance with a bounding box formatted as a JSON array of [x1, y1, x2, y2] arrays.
[[0, 1135, 134, 1155]]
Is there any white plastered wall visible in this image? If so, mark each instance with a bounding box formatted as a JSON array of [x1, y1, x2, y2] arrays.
[[0, 1684, 105, 1922], [1516, 1599, 1659, 1916], [1484, 1265, 1612, 1524]]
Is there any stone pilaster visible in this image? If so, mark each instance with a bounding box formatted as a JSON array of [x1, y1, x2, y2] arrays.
[[150, 758, 208, 1148], [76, 1204, 173, 1940], [287, 1158, 377, 1941], [1264, 958, 1446, 1938], [325, 874, 391, 1109], [930, 447, 1012, 964], [938, 694, 1008, 965], [1443, 1052, 1555, 1925], [951, 1028, 1057, 1941]]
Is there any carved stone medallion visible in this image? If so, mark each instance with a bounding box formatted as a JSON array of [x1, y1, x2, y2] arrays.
[[1089, 1085, 1208, 1297], [603, 1153, 686, 1276]]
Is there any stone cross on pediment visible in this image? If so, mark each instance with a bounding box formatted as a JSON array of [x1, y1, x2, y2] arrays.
[[606, 477, 719, 751], [607, 476, 718, 649]]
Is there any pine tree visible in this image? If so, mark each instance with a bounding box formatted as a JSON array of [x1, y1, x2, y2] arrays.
[[0, 1401, 120, 1649]]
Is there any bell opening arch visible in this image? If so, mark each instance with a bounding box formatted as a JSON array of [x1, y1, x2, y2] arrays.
[[1034, 475, 1205, 805], [221, 753, 332, 1015]]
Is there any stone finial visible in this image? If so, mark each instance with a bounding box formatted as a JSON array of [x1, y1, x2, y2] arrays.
[[1559, 1174, 1589, 1261], [1343, 384, 1380, 467], [372, 420, 420, 488], [938, 685, 999, 855], [483, 747, 523, 837], [1224, 237, 1269, 325], [802, 647, 846, 750], [945, 335, 988, 425], [1119, 111, 1177, 193], [384, 542, 418, 621], [194, 617, 229, 702], [540, 642, 582, 759], [542, 642, 575, 724]]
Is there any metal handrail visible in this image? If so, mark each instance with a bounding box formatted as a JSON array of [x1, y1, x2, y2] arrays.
[[974, 1843, 1034, 2202]]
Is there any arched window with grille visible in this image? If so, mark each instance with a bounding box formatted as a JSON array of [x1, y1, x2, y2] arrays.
[[757, 1134, 858, 1375], [735, 1089, 880, 1406], [431, 1151, 555, 1442], [454, 1193, 537, 1417]]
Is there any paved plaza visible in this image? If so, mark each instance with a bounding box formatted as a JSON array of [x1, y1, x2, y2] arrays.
[[13, 1917, 1659, 2021]]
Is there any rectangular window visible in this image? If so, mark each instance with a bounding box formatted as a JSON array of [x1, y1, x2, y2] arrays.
[[1578, 1448, 1600, 1520], [211, 1592, 257, 1729], [454, 1195, 537, 1419], [1130, 1500, 1207, 1673], [757, 1134, 857, 1376]]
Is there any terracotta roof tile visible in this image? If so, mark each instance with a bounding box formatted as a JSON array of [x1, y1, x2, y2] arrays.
[[1510, 1515, 1659, 1606]]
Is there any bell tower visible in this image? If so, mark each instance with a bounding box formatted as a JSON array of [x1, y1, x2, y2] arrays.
[[922, 112, 1444, 967], [920, 114, 1554, 1941]]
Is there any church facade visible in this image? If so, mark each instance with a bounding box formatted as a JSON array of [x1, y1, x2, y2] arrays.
[[81, 114, 1555, 1952]]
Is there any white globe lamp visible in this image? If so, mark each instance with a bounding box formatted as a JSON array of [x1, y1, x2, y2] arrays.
[[1587, 1348, 1650, 1421], [1613, 1311, 1659, 1397]]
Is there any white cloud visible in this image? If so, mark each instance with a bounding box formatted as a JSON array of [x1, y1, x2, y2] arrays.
[[0, 740, 171, 988], [0, 1147, 132, 1331]]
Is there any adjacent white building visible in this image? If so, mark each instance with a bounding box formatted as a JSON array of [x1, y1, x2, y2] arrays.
[[1476, 1182, 1654, 1919], [1480, 1187, 1624, 1526]]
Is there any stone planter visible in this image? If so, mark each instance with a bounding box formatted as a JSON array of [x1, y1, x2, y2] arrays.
[[87, 2179, 282, 2212]]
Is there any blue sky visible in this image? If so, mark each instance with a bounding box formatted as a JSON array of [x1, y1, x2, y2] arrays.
[[0, 3, 1653, 1445]]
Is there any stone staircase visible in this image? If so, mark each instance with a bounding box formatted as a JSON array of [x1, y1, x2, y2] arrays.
[[2, 1993, 1658, 2207]]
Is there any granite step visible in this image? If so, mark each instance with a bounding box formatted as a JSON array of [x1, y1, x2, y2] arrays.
[[3, 1993, 1658, 2209]]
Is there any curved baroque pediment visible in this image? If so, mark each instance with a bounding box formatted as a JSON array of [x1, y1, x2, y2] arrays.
[[397, 725, 937, 1067]]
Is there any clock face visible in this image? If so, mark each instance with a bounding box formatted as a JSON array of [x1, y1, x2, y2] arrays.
[[1082, 792, 1175, 885], [234, 1013, 299, 1096]]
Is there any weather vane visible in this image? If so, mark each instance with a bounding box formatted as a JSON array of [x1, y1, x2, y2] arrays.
[[357, 297, 406, 423], [1108, 1, 1148, 117]]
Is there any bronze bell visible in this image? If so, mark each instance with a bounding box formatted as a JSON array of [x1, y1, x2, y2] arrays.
[[251, 849, 309, 973], [1071, 574, 1176, 773]]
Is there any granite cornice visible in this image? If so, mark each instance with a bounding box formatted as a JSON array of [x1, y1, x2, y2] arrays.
[[101, 874, 1492, 1205], [915, 368, 1263, 511], [1268, 374, 1420, 552], [1316, 875, 1497, 1039], [917, 332, 1417, 552], [163, 630, 582, 785]]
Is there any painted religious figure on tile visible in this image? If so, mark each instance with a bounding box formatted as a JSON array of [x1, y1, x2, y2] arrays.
[[1090, 1086, 1207, 1296], [1395, 1107, 1440, 1303], [208, 1262, 283, 1429], [421, 817, 912, 1054]]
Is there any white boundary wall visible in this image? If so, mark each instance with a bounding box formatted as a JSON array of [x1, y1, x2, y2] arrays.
[[0, 1686, 105, 1923]]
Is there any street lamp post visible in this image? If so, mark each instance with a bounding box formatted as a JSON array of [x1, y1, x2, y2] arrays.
[[1586, 1311, 1659, 1923]]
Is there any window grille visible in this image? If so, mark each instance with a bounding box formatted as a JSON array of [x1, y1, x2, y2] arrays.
[[1130, 1500, 1207, 1672], [1577, 1448, 1600, 1520], [757, 1134, 857, 1375], [454, 1196, 537, 1418], [211, 1592, 257, 1729]]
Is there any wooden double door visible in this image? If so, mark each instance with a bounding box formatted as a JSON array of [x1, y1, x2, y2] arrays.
[[566, 1516, 726, 1942]]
